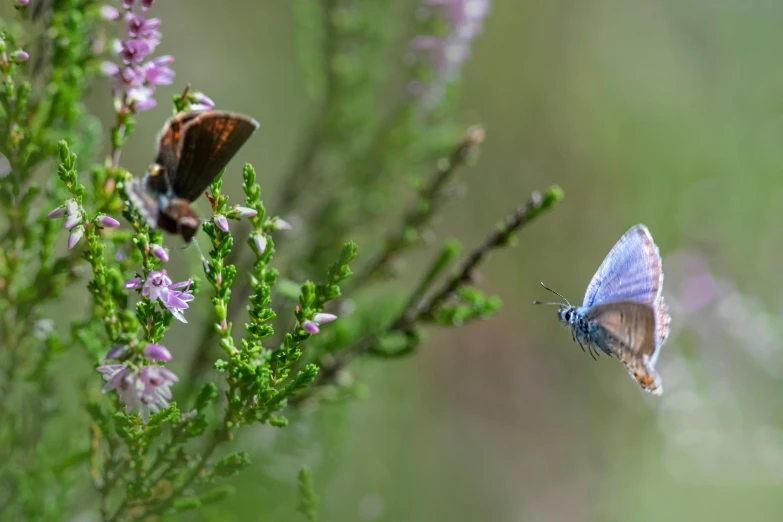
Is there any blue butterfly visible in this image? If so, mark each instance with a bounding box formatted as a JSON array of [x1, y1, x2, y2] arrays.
[[536, 224, 671, 394]]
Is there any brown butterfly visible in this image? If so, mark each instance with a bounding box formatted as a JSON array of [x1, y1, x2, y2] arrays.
[[536, 224, 671, 395], [126, 111, 259, 242]]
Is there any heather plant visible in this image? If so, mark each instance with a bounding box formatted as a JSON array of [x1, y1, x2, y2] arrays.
[[0, 0, 562, 520]]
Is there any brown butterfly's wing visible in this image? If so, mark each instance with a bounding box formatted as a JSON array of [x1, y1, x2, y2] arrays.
[[159, 111, 259, 202], [585, 301, 663, 395]]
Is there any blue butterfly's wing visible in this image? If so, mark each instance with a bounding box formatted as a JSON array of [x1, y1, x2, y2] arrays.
[[584, 301, 663, 394], [582, 224, 664, 309]]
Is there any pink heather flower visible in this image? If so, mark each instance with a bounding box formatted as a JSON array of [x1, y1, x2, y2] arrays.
[[124, 277, 142, 290], [143, 56, 175, 85], [97, 215, 120, 228], [233, 206, 257, 218], [101, 61, 120, 76], [189, 91, 215, 111], [302, 320, 320, 335], [215, 215, 229, 233], [142, 270, 195, 323], [313, 313, 337, 325], [120, 39, 153, 64], [46, 206, 65, 219], [12, 50, 29, 63], [141, 0, 155, 10], [127, 14, 162, 43], [254, 234, 267, 255], [14, 0, 29, 6], [97, 362, 178, 423], [100, 5, 120, 20], [121, 0, 135, 7], [271, 218, 292, 231], [68, 228, 83, 249], [127, 86, 157, 111], [143, 343, 172, 362], [150, 243, 168, 262]]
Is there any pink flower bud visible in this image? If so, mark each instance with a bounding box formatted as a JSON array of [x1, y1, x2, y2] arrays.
[[12, 50, 28, 63], [14, 0, 29, 6], [143, 343, 172, 362], [68, 228, 83, 249], [104, 344, 126, 361], [124, 277, 142, 290], [46, 206, 65, 219], [101, 61, 120, 76], [150, 244, 168, 262], [254, 234, 267, 255], [190, 91, 215, 111], [271, 218, 292, 231], [215, 215, 229, 233], [100, 5, 120, 20], [234, 206, 257, 218], [302, 320, 320, 335], [313, 313, 337, 325], [97, 215, 120, 228], [64, 213, 81, 230]]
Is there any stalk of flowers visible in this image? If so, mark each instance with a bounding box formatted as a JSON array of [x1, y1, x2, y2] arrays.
[[96, 341, 177, 423], [99, 0, 174, 168], [410, 0, 490, 105]]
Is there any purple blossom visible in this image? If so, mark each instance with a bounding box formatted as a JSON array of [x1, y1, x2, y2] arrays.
[[150, 243, 168, 262], [143, 343, 172, 361], [12, 50, 29, 63], [97, 215, 120, 228], [215, 215, 229, 233], [302, 320, 320, 335], [124, 277, 142, 290], [100, 5, 120, 21], [68, 228, 83, 249], [120, 39, 153, 64], [141, 0, 155, 10], [101, 61, 120, 76], [104, 0, 174, 115], [142, 270, 195, 323], [127, 14, 161, 42], [254, 234, 267, 255], [143, 56, 175, 85], [97, 362, 178, 423], [14, 0, 29, 6], [412, 0, 490, 105], [189, 91, 215, 111]]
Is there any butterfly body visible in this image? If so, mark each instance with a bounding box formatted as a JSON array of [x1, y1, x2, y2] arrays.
[[540, 224, 671, 395], [126, 110, 259, 242]]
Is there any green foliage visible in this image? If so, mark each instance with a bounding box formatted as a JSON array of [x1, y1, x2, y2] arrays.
[[0, 1, 564, 521]]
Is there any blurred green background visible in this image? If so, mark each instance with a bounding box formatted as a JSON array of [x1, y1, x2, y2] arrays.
[[85, 0, 783, 520]]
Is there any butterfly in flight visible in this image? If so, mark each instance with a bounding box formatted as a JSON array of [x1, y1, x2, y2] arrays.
[[535, 224, 671, 395], [126, 110, 259, 242]]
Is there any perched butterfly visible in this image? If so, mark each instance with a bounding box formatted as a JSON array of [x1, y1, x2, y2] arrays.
[[535, 224, 671, 395], [126, 110, 259, 242]]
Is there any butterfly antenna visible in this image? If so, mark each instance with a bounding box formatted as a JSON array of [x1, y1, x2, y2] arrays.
[[190, 238, 210, 273], [538, 282, 571, 307]]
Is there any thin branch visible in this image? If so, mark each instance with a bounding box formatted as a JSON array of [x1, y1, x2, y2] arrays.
[[307, 187, 563, 393], [351, 125, 485, 288]]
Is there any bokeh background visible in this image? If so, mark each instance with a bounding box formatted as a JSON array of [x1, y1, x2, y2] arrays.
[[85, 0, 783, 520]]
